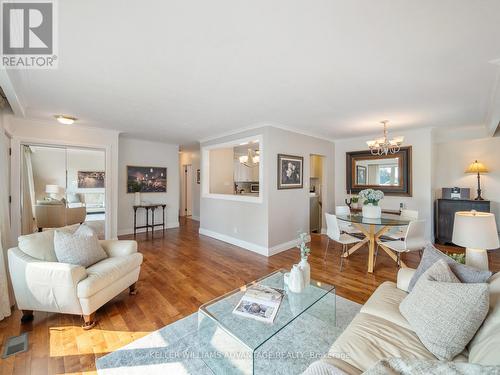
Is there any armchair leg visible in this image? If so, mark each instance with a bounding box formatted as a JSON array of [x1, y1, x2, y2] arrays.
[[129, 283, 138, 295], [82, 313, 96, 330], [21, 310, 34, 323]]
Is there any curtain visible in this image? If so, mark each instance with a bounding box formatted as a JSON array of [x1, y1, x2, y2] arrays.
[[0, 127, 11, 320], [21, 145, 37, 234]]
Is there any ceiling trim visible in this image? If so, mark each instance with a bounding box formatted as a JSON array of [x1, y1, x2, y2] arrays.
[[0, 70, 25, 117], [198, 122, 336, 144], [486, 59, 500, 137]]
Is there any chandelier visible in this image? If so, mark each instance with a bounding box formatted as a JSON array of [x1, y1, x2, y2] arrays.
[[239, 149, 259, 167], [366, 120, 404, 156]]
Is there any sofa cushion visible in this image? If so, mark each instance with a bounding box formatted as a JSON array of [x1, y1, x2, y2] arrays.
[[77, 253, 143, 298], [54, 224, 108, 268], [301, 359, 351, 375], [408, 243, 492, 291], [400, 260, 489, 361], [468, 272, 500, 366], [360, 281, 412, 331], [18, 224, 79, 261], [328, 313, 439, 373]]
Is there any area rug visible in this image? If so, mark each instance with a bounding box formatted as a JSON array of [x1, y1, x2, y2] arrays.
[[96, 294, 361, 375]]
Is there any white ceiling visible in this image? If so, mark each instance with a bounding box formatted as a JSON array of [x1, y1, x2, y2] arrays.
[[5, 0, 500, 144]]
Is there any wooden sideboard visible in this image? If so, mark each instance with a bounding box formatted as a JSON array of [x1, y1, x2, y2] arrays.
[[434, 199, 490, 245]]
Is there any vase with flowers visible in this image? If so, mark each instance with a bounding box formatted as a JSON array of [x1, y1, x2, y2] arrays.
[[359, 189, 384, 219], [297, 232, 311, 287]]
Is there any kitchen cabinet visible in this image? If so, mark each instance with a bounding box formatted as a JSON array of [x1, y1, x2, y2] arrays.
[[234, 160, 258, 182]]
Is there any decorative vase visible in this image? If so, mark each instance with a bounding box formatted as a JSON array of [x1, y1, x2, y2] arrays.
[[134, 192, 141, 206], [288, 264, 305, 293], [362, 204, 381, 219], [299, 257, 310, 288], [351, 202, 358, 209]]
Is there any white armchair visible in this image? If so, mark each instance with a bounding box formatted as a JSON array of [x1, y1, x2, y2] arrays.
[[8, 228, 142, 329]]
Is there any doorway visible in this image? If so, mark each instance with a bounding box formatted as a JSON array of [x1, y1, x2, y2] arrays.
[[309, 154, 325, 233], [20, 144, 106, 237], [182, 164, 193, 217]]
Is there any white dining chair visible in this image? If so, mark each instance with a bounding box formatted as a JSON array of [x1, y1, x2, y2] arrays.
[[335, 206, 362, 235], [375, 219, 426, 268], [324, 213, 363, 271], [385, 209, 419, 240]]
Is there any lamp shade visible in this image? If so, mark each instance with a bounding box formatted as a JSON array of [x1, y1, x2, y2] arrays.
[[452, 211, 499, 250], [45, 184, 60, 194], [465, 160, 489, 174]]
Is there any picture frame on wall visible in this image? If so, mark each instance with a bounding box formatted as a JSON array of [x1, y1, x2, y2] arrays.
[[127, 166, 167, 193], [196, 169, 200, 184], [78, 171, 105, 188], [356, 165, 367, 185], [277, 154, 303, 189]]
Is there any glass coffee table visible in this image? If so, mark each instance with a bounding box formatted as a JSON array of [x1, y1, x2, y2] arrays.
[[197, 269, 335, 374]]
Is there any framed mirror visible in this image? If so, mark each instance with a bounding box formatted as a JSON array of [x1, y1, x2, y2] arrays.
[[346, 146, 412, 196]]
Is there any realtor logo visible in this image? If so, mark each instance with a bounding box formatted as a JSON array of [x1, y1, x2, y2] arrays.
[[1, 0, 58, 68]]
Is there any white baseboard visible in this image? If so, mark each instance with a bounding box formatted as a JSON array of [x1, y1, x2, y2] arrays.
[[198, 227, 268, 256], [268, 234, 311, 256], [117, 221, 180, 236], [190, 215, 200, 221]]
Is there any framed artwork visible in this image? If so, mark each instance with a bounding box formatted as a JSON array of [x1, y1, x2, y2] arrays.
[[127, 166, 167, 193], [356, 165, 367, 185], [78, 171, 105, 188], [277, 154, 303, 189], [196, 169, 200, 184]]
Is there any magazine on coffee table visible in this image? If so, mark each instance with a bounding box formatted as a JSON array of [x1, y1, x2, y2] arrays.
[[233, 285, 284, 323]]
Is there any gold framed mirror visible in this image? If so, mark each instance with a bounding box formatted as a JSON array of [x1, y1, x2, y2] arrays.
[[346, 146, 412, 196]]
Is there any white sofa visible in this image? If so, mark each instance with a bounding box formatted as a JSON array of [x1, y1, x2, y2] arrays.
[[8, 227, 143, 329], [304, 268, 500, 374]]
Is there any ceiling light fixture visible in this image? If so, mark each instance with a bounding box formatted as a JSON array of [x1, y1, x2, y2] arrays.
[[54, 115, 77, 125], [366, 120, 404, 155]]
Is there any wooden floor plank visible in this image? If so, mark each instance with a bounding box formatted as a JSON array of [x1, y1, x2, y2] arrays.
[[0, 217, 498, 374]]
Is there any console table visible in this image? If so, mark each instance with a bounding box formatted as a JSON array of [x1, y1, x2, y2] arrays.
[[133, 204, 167, 238]]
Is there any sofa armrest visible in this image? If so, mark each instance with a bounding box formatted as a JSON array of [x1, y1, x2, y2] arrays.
[[8, 247, 87, 314], [397, 267, 417, 292], [99, 240, 138, 257]]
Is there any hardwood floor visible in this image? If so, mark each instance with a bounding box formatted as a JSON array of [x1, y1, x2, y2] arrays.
[[1, 217, 499, 374]]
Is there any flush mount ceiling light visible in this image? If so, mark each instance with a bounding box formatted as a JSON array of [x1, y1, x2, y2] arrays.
[[54, 115, 77, 125], [366, 120, 404, 155]]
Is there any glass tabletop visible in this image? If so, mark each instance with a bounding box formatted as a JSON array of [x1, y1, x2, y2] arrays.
[[198, 269, 335, 351], [336, 213, 410, 226]]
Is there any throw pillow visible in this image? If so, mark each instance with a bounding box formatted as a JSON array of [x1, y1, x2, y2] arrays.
[[54, 224, 107, 268], [408, 243, 492, 291], [400, 260, 489, 361]]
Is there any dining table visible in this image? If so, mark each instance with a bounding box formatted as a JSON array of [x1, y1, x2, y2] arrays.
[[336, 213, 411, 273]]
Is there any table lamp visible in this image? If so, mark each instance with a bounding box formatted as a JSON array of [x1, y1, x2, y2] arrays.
[[45, 184, 60, 199], [465, 160, 488, 200], [452, 211, 499, 270]]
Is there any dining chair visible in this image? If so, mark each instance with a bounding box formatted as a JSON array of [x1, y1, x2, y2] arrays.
[[324, 213, 363, 271], [385, 209, 419, 240], [335, 206, 362, 235], [375, 219, 426, 268]]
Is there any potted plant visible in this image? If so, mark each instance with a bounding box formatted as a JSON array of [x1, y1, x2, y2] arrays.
[[351, 195, 359, 209], [359, 189, 384, 219]]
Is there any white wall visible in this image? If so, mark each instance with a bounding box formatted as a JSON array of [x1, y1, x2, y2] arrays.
[[267, 127, 335, 251], [118, 137, 179, 235], [200, 127, 270, 253], [200, 126, 335, 256], [5, 115, 119, 240], [179, 148, 200, 220], [434, 136, 500, 232], [334, 128, 434, 240]]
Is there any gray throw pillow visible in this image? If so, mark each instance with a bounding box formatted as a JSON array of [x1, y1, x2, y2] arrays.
[[400, 260, 489, 361], [54, 224, 107, 268], [408, 243, 492, 291]]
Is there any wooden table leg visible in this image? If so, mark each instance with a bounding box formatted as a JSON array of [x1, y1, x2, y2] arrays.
[[377, 242, 408, 268], [151, 207, 155, 239], [367, 224, 376, 273], [133, 207, 138, 237]]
